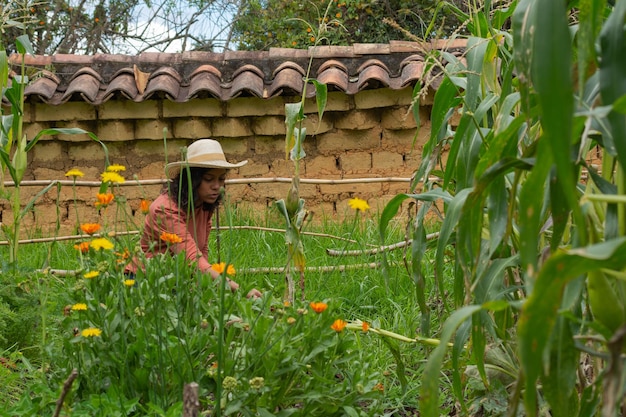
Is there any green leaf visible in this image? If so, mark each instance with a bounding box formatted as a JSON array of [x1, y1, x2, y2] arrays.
[[518, 238, 626, 416], [542, 315, 579, 417], [15, 35, 34, 55], [284, 102, 302, 159], [435, 188, 471, 304], [599, 1, 626, 168], [531, 0, 582, 244], [0, 147, 17, 183], [419, 305, 482, 417], [27, 128, 89, 152], [310, 79, 327, 127]]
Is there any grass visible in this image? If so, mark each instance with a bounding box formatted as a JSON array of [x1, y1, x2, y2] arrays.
[[0, 201, 453, 416]]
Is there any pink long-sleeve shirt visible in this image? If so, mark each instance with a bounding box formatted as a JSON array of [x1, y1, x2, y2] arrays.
[[125, 193, 214, 274]]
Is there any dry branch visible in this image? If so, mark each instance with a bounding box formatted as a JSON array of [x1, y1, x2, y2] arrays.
[[41, 262, 384, 277], [4, 176, 414, 188], [53, 368, 78, 417], [1, 226, 362, 246], [326, 232, 440, 256]]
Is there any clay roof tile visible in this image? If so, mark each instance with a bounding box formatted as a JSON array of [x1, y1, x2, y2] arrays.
[[12, 41, 467, 105], [267, 62, 306, 97], [103, 68, 139, 102], [227, 65, 265, 99], [143, 67, 182, 101], [61, 67, 102, 103], [187, 64, 223, 100], [356, 59, 391, 90], [24, 70, 60, 102]]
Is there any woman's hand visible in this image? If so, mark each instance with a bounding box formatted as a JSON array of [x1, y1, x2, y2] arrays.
[[226, 279, 261, 299], [227, 279, 239, 292], [246, 288, 262, 299]]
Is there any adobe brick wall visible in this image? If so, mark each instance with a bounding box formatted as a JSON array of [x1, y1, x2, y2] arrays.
[[2, 86, 436, 238]]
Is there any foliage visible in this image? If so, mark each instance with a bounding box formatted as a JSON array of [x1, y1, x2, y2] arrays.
[[232, 0, 469, 51], [0, 191, 413, 416], [379, 0, 626, 416]]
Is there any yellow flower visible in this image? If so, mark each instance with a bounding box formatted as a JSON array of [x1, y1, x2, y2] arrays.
[[348, 197, 370, 212], [100, 171, 125, 184], [90, 238, 114, 251], [80, 223, 101, 235], [211, 262, 236, 275], [287, 317, 296, 325], [71, 303, 87, 311], [124, 279, 135, 287], [106, 164, 126, 172], [309, 301, 328, 314], [95, 193, 114, 208], [81, 327, 102, 338], [65, 168, 84, 178], [83, 271, 99, 279], [330, 319, 347, 332], [160, 232, 182, 244], [140, 199, 150, 214], [74, 241, 90, 253]]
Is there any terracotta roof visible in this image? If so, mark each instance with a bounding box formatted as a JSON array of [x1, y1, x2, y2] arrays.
[[12, 40, 466, 105]]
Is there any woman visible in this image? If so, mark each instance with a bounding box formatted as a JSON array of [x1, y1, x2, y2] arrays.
[[126, 139, 261, 298]]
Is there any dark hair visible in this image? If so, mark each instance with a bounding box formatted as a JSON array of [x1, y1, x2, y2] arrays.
[[165, 167, 221, 212]]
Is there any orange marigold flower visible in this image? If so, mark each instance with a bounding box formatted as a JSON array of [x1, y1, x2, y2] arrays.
[[211, 262, 236, 275], [95, 193, 114, 208], [160, 232, 182, 244], [310, 36, 316, 42], [74, 241, 90, 253], [140, 199, 150, 214], [309, 301, 328, 314], [80, 223, 101, 235], [362, 321, 370, 332], [373, 382, 384, 392], [335, 12, 341, 18], [330, 319, 347, 332]]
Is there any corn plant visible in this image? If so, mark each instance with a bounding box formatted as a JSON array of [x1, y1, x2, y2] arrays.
[[275, 2, 331, 304], [380, 0, 626, 415], [0, 29, 106, 267]]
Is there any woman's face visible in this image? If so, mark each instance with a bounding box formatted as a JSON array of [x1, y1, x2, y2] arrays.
[[195, 168, 227, 207]]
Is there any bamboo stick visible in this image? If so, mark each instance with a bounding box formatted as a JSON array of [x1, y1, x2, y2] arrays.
[[40, 262, 383, 277], [4, 176, 415, 188], [1, 225, 368, 246], [325, 232, 440, 256]]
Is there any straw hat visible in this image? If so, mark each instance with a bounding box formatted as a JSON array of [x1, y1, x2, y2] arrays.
[[165, 139, 248, 178]]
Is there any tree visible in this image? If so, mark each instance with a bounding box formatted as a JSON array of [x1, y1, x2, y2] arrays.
[[230, 0, 471, 51], [2, 0, 241, 54]]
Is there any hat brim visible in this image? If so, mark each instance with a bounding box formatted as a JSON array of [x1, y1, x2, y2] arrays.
[[165, 160, 248, 178]]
